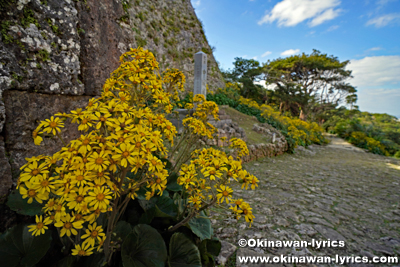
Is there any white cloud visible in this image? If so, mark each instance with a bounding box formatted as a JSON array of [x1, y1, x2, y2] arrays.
[[348, 55, 400, 87], [366, 13, 400, 27], [253, 56, 258, 60], [357, 88, 400, 117], [261, 51, 272, 57], [326, 25, 339, 31], [368, 47, 382, 51], [258, 0, 341, 27], [281, 49, 300, 56], [377, 0, 396, 6], [192, 0, 201, 7]]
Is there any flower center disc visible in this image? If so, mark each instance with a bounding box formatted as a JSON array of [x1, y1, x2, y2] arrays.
[[95, 158, 104, 164], [96, 193, 105, 201], [28, 189, 36, 197], [122, 151, 129, 158], [91, 230, 98, 237], [64, 222, 72, 229]]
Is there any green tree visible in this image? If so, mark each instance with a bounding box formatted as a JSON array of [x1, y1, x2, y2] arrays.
[[263, 49, 357, 120], [223, 58, 266, 102]]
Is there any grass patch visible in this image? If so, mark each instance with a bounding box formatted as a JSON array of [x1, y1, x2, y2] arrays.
[[220, 106, 270, 145]]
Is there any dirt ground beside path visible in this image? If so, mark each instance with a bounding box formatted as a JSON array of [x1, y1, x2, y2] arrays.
[[211, 136, 400, 267]]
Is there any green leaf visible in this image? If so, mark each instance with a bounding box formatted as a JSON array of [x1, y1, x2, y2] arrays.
[[0, 223, 52, 267], [121, 224, 167, 267], [166, 172, 182, 192], [205, 238, 221, 256], [56, 256, 76, 267], [113, 221, 132, 241], [6, 190, 43, 216], [77, 253, 106, 267], [188, 211, 212, 240], [138, 197, 157, 211], [155, 196, 178, 218], [138, 207, 155, 224], [168, 233, 201, 267]]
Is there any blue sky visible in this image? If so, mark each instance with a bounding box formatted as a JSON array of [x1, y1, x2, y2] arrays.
[[191, 0, 400, 118]]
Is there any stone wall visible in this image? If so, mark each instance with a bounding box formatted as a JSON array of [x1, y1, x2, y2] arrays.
[[207, 108, 247, 146], [240, 123, 288, 162], [0, 0, 225, 202]]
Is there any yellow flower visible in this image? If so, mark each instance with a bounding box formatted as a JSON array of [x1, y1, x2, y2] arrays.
[[87, 150, 110, 172], [54, 214, 83, 237], [216, 185, 233, 204], [66, 187, 88, 211], [32, 176, 55, 195], [71, 243, 94, 256], [19, 160, 49, 183], [112, 143, 137, 167], [240, 202, 255, 226], [19, 182, 47, 204], [81, 222, 105, 247], [203, 167, 221, 181], [42, 116, 64, 135], [147, 154, 164, 173], [28, 215, 51, 236], [32, 129, 43, 146], [86, 187, 112, 210]]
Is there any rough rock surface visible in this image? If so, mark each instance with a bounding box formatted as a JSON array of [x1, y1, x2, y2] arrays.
[[212, 136, 400, 266], [3, 90, 91, 176], [0, 0, 225, 201], [0, 136, 12, 204]]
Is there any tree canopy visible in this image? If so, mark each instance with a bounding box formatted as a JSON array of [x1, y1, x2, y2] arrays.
[[263, 49, 357, 120]]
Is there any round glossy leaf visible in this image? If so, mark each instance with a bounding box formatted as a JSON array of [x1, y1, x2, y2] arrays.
[[188, 211, 212, 240], [6, 190, 43, 216], [155, 196, 178, 218], [113, 221, 132, 242], [0, 223, 52, 267], [168, 233, 201, 267], [121, 224, 167, 267]]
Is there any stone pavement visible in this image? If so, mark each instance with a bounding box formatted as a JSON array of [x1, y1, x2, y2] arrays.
[[211, 140, 400, 266]]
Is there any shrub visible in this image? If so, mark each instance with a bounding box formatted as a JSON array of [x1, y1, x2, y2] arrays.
[[4, 48, 259, 266]]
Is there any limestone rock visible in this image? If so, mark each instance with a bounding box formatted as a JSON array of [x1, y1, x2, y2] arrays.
[[0, 136, 12, 203], [4, 90, 91, 178], [217, 241, 237, 266]]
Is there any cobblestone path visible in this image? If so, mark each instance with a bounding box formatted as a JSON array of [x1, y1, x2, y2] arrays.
[[211, 136, 400, 266]]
